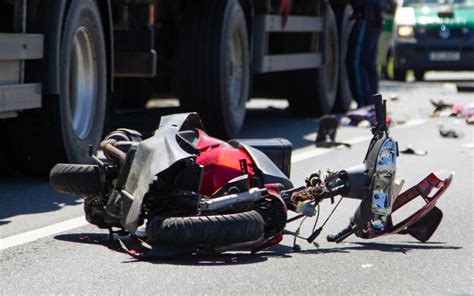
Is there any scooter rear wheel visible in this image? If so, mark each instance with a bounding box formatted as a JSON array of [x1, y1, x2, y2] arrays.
[[50, 163, 101, 196]]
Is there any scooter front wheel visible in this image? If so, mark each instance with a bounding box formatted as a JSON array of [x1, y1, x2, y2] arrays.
[[146, 211, 264, 248]]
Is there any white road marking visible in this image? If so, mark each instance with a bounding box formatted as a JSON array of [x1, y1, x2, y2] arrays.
[[361, 264, 373, 268], [294, 133, 375, 163], [0, 217, 88, 251], [461, 143, 474, 149], [292, 148, 339, 163], [0, 118, 428, 251]]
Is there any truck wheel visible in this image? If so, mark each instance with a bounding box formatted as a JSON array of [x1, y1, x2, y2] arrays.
[[289, 6, 339, 116], [13, 0, 107, 176], [414, 70, 425, 81], [385, 50, 394, 80], [12, 0, 107, 174], [58, 0, 107, 164], [388, 51, 407, 81], [176, 0, 250, 138], [333, 4, 354, 112], [393, 68, 407, 82]]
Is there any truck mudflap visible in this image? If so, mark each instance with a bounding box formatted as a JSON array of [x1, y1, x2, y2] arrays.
[[386, 173, 454, 241]]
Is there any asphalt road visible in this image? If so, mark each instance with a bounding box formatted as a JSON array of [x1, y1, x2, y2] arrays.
[[1, 72, 473, 295]]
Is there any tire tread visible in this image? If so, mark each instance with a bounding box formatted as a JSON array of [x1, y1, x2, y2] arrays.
[[146, 210, 264, 247], [50, 163, 101, 195]]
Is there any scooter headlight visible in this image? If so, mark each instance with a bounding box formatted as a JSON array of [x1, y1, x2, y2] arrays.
[[370, 138, 398, 228]]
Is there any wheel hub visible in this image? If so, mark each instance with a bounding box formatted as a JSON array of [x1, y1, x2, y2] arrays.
[[69, 26, 97, 139]]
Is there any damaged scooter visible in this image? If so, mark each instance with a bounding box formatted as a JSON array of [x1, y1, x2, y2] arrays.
[[50, 95, 453, 258]]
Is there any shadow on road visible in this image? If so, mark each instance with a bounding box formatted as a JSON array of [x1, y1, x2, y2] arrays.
[[241, 107, 320, 149], [0, 178, 81, 225], [55, 231, 462, 266], [300, 241, 462, 255], [55, 232, 294, 266], [146, 244, 295, 266]]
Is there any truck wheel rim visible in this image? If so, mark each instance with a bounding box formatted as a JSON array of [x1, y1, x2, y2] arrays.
[[228, 29, 245, 109], [69, 26, 97, 140]]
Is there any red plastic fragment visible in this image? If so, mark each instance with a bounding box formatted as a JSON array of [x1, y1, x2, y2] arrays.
[[388, 173, 453, 235]]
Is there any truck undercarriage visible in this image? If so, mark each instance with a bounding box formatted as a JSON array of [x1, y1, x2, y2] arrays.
[[0, 0, 354, 174]]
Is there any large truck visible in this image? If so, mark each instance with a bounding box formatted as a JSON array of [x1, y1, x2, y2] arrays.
[[0, 0, 354, 172]]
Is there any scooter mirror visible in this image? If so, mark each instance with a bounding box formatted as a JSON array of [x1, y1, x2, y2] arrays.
[[373, 94, 387, 131]]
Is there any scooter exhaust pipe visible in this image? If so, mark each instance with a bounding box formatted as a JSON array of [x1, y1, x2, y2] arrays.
[[199, 188, 268, 211]]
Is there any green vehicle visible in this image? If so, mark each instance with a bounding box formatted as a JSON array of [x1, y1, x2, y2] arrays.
[[390, 0, 474, 81]]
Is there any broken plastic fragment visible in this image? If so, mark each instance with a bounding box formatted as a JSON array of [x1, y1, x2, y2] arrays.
[[439, 127, 463, 138], [400, 146, 428, 156]]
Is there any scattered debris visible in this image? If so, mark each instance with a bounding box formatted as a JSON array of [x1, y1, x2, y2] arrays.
[[394, 119, 407, 125], [340, 105, 392, 127], [389, 93, 399, 101], [466, 116, 474, 125], [430, 99, 453, 113], [460, 103, 474, 118], [357, 120, 371, 128], [400, 146, 428, 156], [439, 126, 464, 138], [315, 115, 351, 148], [430, 99, 474, 120]]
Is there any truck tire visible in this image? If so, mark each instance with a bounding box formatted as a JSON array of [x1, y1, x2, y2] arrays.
[[50, 163, 101, 196], [393, 68, 407, 82], [333, 4, 354, 112], [288, 6, 339, 116], [414, 70, 425, 81], [146, 210, 264, 247], [175, 0, 250, 139], [58, 0, 107, 163], [13, 0, 107, 174], [388, 50, 407, 81]]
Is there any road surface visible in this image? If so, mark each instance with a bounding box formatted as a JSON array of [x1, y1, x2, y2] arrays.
[[1, 72, 473, 295]]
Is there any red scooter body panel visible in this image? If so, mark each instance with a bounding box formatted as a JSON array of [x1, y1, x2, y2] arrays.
[[195, 129, 256, 197], [355, 173, 453, 241], [387, 173, 453, 235]]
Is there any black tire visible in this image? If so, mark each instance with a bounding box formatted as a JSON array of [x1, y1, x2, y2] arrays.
[[175, 0, 250, 139], [58, 0, 107, 163], [385, 49, 394, 80], [12, 0, 107, 175], [146, 210, 264, 247], [393, 67, 407, 82], [50, 163, 101, 196], [414, 70, 425, 81], [333, 4, 354, 112], [288, 6, 339, 116]]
